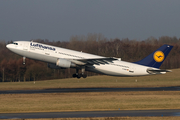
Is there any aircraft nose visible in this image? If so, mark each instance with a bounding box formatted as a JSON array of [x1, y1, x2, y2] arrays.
[[6, 44, 10, 49], [6, 44, 13, 50]]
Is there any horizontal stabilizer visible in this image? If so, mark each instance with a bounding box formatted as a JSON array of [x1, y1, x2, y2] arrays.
[[147, 68, 171, 74]]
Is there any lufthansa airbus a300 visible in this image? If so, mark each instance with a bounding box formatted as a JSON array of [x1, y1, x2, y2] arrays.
[[6, 41, 173, 78]]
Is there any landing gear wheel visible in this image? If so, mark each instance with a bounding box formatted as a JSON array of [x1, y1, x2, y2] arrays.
[[72, 67, 87, 79], [77, 74, 82, 79], [82, 74, 87, 78], [73, 68, 79, 78], [72, 74, 78, 78]]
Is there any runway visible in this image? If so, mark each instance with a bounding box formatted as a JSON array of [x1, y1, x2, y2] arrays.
[[0, 86, 180, 94], [0, 109, 180, 119]]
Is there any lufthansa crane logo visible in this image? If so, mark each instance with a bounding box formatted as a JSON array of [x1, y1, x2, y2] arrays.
[[153, 51, 165, 62]]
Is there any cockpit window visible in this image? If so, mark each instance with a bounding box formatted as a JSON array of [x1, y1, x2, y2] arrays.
[[13, 42, 18, 45]]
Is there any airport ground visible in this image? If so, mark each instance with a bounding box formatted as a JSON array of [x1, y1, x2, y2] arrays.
[[0, 117, 180, 120], [1, 69, 180, 119], [1, 91, 180, 113], [1, 68, 180, 91]]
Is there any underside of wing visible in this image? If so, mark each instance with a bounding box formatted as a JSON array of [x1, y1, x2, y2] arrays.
[[71, 57, 118, 66]]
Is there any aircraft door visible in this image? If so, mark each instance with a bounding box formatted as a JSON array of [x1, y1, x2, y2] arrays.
[[44, 48, 50, 55], [23, 43, 29, 51]]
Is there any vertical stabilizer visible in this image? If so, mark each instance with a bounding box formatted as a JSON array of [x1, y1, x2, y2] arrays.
[[135, 44, 173, 68]]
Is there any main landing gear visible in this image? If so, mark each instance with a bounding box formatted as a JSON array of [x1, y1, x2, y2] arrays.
[[72, 67, 87, 79]]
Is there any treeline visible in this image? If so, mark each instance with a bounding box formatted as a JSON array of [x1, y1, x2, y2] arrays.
[[1, 34, 180, 82]]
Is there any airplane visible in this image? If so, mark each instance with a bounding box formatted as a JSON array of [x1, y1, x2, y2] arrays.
[[6, 41, 173, 78]]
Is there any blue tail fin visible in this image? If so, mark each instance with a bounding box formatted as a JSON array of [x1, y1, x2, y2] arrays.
[[134, 44, 173, 68]]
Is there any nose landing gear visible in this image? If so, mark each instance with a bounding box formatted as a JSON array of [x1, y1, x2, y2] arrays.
[[23, 57, 26, 64]]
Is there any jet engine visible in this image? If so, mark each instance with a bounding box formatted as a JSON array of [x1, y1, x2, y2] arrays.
[[56, 58, 76, 68], [48, 63, 63, 69]]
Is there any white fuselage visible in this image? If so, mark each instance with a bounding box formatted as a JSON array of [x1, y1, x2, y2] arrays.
[[6, 41, 155, 77]]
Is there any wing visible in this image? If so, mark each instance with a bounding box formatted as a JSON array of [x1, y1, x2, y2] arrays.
[[70, 57, 118, 66]]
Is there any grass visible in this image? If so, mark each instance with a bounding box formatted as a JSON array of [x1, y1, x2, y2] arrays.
[[0, 91, 180, 113], [0, 68, 180, 90]]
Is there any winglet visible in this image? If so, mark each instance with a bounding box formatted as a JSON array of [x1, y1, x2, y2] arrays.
[[134, 44, 173, 68]]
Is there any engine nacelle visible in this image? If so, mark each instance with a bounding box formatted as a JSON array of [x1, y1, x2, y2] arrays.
[[56, 58, 76, 68], [48, 63, 65, 69]]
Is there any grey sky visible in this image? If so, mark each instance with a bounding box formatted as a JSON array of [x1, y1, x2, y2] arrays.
[[0, 0, 180, 41]]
